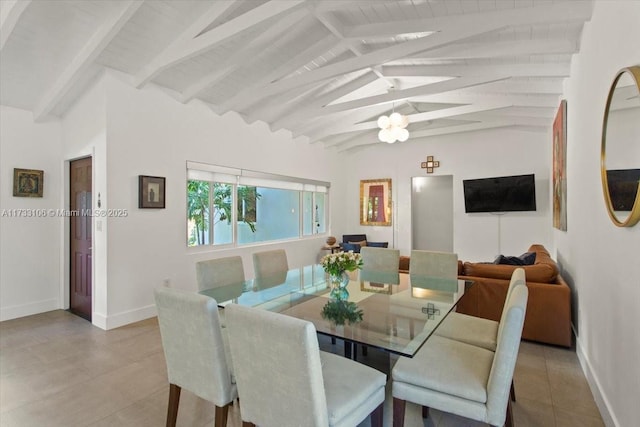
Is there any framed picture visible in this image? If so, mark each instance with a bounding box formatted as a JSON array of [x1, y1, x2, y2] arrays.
[[553, 100, 567, 231], [360, 178, 392, 226], [13, 168, 44, 197], [139, 175, 165, 208]]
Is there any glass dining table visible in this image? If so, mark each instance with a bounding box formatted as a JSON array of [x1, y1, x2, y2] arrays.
[[199, 264, 473, 359]]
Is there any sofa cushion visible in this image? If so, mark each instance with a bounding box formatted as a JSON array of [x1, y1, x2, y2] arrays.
[[464, 262, 558, 283], [349, 239, 367, 247], [399, 256, 410, 272]]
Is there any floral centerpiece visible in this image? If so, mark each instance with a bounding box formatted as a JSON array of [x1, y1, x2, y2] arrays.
[[320, 251, 363, 276], [321, 251, 363, 300]]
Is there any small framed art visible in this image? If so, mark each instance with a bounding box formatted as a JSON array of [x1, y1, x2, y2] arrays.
[[139, 175, 165, 208], [13, 168, 44, 197]]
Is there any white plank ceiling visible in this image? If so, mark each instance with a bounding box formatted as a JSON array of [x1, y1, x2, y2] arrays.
[[0, 0, 593, 151]]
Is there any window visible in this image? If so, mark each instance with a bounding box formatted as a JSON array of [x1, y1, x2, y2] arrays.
[[187, 162, 329, 247]]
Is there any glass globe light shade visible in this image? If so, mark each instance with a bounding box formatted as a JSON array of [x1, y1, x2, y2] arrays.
[[398, 128, 409, 142], [400, 115, 409, 128], [391, 126, 402, 140], [377, 115, 390, 129], [389, 112, 403, 127], [378, 128, 390, 142]]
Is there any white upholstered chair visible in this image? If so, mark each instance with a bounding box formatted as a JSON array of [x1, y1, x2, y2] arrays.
[[225, 303, 386, 427], [154, 287, 236, 427], [409, 250, 458, 291], [392, 285, 529, 427], [435, 267, 526, 401], [196, 256, 245, 291], [360, 246, 400, 284], [196, 256, 245, 326], [252, 249, 288, 288], [435, 267, 526, 351]]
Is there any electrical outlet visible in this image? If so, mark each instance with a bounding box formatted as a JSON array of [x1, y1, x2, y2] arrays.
[[162, 279, 171, 287]]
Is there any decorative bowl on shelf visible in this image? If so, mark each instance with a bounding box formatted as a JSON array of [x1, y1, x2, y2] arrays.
[[326, 236, 337, 246]]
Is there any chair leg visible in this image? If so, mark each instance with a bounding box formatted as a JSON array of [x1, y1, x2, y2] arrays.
[[166, 383, 181, 427], [510, 379, 516, 402], [505, 398, 514, 427], [421, 405, 429, 419], [370, 403, 383, 427], [393, 397, 406, 427], [214, 403, 230, 427]]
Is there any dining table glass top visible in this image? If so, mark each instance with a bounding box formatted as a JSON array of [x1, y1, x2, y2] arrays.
[[199, 264, 473, 358]]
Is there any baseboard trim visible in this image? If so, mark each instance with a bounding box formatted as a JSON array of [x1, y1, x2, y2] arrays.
[[97, 304, 157, 330], [575, 337, 618, 427], [0, 298, 60, 321]]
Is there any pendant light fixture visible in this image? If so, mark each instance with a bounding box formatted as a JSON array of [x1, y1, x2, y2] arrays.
[[377, 104, 409, 144]]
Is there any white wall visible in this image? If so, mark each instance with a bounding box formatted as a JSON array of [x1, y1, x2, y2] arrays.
[[100, 71, 342, 328], [0, 106, 62, 320], [557, 2, 640, 426], [341, 128, 552, 261], [60, 73, 108, 326]]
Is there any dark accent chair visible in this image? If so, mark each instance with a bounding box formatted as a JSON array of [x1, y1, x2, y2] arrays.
[[340, 234, 389, 253]]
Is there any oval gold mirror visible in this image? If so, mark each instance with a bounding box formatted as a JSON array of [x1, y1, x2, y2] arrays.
[[601, 65, 640, 227]]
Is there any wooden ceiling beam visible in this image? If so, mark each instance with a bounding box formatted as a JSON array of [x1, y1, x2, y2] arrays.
[[33, 0, 143, 121], [224, 20, 510, 112], [0, 0, 32, 51], [134, 0, 305, 88], [344, 1, 593, 39]]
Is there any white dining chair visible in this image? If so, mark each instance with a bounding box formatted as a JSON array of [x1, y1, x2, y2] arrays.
[[252, 249, 289, 289], [360, 246, 400, 284], [392, 285, 529, 427], [154, 287, 236, 427], [435, 267, 526, 401], [196, 256, 245, 326], [196, 256, 245, 291], [409, 250, 458, 291], [435, 267, 526, 351], [225, 303, 386, 427]]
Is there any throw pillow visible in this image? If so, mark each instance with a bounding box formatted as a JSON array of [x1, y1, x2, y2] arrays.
[[342, 243, 361, 253], [349, 240, 367, 247], [494, 251, 537, 266], [367, 241, 388, 248]]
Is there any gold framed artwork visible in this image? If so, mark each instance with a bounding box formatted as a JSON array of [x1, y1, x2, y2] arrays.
[[553, 100, 567, 231], [13, 168, 44, 197], [360, 178, 392, 226], [139, 175, 166, 208], [360, 281, 392, 294]]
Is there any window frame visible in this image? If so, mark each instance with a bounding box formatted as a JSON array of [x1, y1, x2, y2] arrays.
[[186, 161, 330, 249]]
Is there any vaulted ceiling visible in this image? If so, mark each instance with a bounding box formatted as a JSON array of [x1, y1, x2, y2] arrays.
[[0, 0, 593, 151]]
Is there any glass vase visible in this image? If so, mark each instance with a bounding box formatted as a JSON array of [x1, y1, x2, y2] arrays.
[[329, 271, 350, 300]]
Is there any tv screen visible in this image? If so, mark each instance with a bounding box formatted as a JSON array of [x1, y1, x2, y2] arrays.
[[463, 174, 537, 213], [606, 169, 640, 211]]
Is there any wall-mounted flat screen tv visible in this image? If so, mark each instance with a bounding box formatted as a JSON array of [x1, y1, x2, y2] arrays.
[[606, 169, 640, 211], [463, 174, 537, 213]]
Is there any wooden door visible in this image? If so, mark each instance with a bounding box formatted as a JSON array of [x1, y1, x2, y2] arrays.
[[70, 157, 92, 320]]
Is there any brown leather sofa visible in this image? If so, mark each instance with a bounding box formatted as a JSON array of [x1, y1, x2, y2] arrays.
[[456, 244, 572, 347], [399, 245, 572, 347]]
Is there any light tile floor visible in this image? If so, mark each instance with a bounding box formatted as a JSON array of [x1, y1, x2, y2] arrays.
[[0, 311, 604, 427]]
